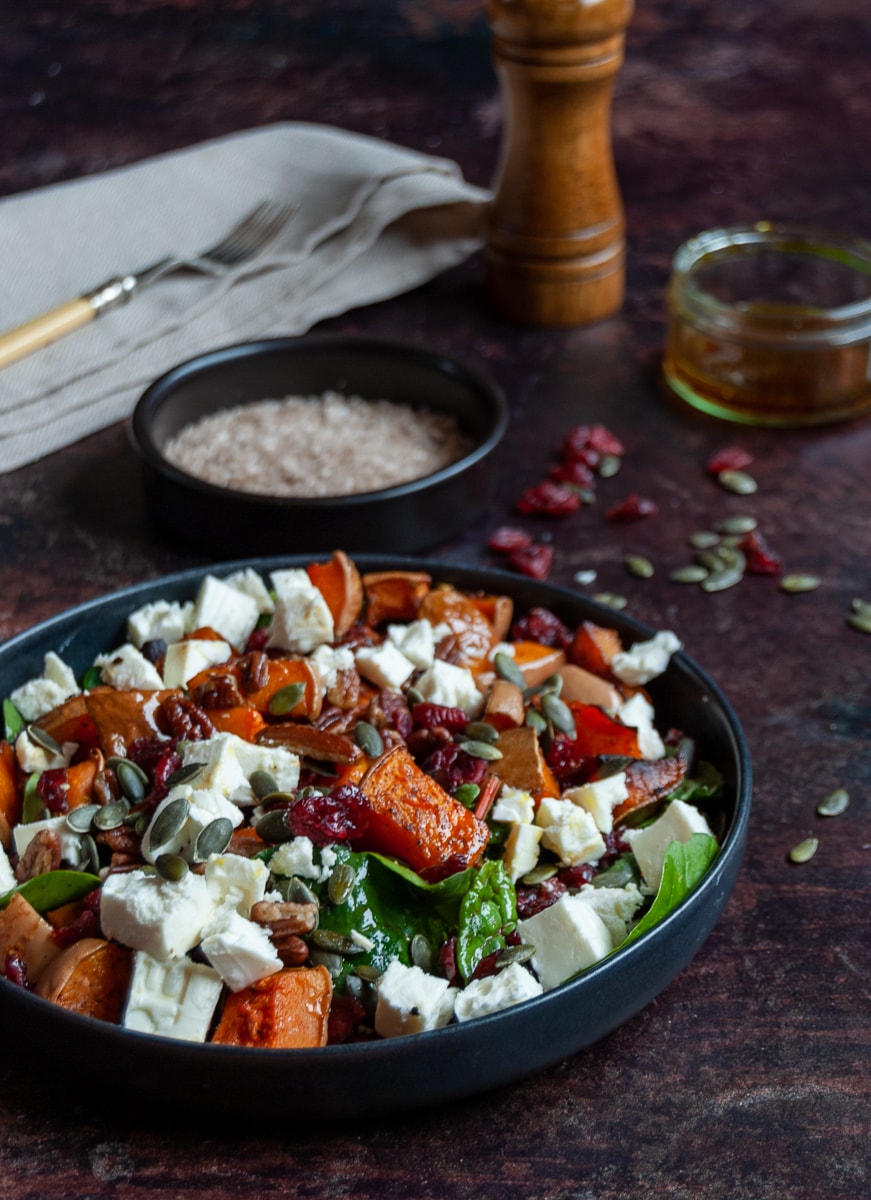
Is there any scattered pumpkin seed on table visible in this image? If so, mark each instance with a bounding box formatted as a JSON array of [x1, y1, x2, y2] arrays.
[[780, 574, 821, 594], [788, 837, 819, 864], [817, 788, 849, 817], [718, 469, 758, 495], [624, 554, 654, 579]]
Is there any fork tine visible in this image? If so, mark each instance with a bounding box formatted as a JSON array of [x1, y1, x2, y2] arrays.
[[202, 201, 297, 267]]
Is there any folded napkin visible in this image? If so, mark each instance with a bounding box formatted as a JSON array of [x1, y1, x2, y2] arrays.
[[0, 122, 491, 473]]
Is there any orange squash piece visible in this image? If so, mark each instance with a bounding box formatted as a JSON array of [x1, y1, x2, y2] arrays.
[[62, 757, 98, 810], [418, 584, 497, 669], [35, 694, 101, 754], [84, 686, 180, 757], [243, 657, 323, 721], [569, 620, 624, 678], [211, 966, 333, 1049], [613, 755, 690, 825], [207, 706, 267, 741], [358, 744, 489, 876], [0, 893, 61, 983], [34, 937, 133, 1024], [567, 702, 643, 759], [362, 570, 431, 627], [307, 550, 364, 638], [0, 740, 20, 849], [510, 641, 568, 687], [487, 726, 560, 797], [469, 592, 514, 640]]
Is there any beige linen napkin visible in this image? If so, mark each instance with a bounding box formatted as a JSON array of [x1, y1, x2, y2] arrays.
[[0, 122, 491, 473]]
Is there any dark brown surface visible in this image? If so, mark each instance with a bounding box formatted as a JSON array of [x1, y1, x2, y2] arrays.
[[0, 2, 868, 1197]]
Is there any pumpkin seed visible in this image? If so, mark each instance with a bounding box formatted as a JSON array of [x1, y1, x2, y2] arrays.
[[165, 761, 207, 790], [66, 804, 100, 833], [327, 863, 356, 906], [851, 597, 871, 618], [155, 852, 189, 882], [540, 691, 576, 737], [780, 574, 821, 594], [816, 788, 849, 817], [538, 674, 564, 697], [463, 721, 499, 745], [715, 514, 758, 535], [592, 592, 628, 610], [312, 928, 363, 955], [254, 808, 294, 843], [193, 817, 234, 862], [249, 769, 279, 800], [25, 724, 63, 756], [81, 833, 100, 875], [92, 800, 130, 831], [405, 686, 425, 706], [461, 739, 503, 762], [689, 530, 720, 550], [669, 564, 709, 584], [718, 468, 758, 495], [114, 758, 149, 802], [520, 864, 558, 886], [846, 613, 871, 635], [788, 837, 819, 864], [624, 554, 654, 579], [354, 720, 383, 758], [496, 943, 536, 968], [701, 566, 744, 593], [148, 795, 190, 849], [309, 949, 343, 976], [597, 453, 622, 478], [268, 682, 306, 716], [494, 650, 526, 689], [286, 876, 318, 906], [525, 709, 548, 734], [353, 963, 383, 983], [411, 934, 433, 972]]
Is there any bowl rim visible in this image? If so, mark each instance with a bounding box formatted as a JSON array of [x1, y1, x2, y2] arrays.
[[129, 333, 510, 510]]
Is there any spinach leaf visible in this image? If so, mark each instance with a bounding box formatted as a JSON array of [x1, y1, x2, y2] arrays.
[[2, 698, 24, 742], [667, 761, 724, 804], [0, 869, 102, 914], [456, 860, 516, 983], [618, 833, 718, 949]]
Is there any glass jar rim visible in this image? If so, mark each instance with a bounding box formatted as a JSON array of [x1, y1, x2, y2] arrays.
[[669, 222, 871, 345]]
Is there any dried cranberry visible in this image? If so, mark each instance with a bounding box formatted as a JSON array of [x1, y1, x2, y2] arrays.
[[3, 951, 29, 989], [706, 446, 753, 475], [546, 733, 597, 789], [738, 529, 782, 575], [562, 423, 625, 459], [487, 526, 533, 554], [36, 768, 69, 815], [287, 784, 371, 845], [515, 876, 568, 919], [511, 606, 572, 649], [598, 828, 632, 868], [516, 481, 581, 517], [605, 492, 658, 521], [52, 906, 99, 948], [421, 743, 487, 793], [586, 424, 626, 457], [244, 626, 271, 653], [412, 703, 469, 733], [440, 937, 460, 986], [327, 993, 367, 1045], [558, 863, 597, 889], [549, 459, 595, 489], [507, 543, 554, 580], [469, 947, 503, 981]]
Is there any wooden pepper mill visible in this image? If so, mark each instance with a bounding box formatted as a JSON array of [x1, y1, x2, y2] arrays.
[[485, 0, 634, 327]]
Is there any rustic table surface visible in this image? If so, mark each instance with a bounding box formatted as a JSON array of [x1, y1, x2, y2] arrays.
[[1, 3, 868, 1198]]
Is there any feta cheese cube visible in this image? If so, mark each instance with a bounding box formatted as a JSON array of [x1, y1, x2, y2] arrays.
[[201, 911, 282, 992], [454, 961, 543, 1023], [354, 642, 415, 690], [269, 836, 329, 882], [491, 785, 535, 826], [15, 730, 76, 774], [9, 652, 79, 721], [178, 733, 250, 803], [308, 644, 355, 691], [502, 822, 543, 883], [94, 643, 165, 691], [123, 951, 222, 1042], [13, 814, 89, 869], [193, 573, 260, 650], [222, 567, 274, 615], [618, 692, 665, 760], [268, 569, 334, 653], [374, 959, 458, 1038], [126, 600, 192, 649], [624, 799, 714, 891], [611, 630, 682, 686], [100, 869, 216, 960], [576, 881, 644, 944], [205, 853, 270, 918], [517, 893, 614, 990], [564, 771, 630, 835], [141, 785, 243, 864], [162, 638, 231, 689], [225, 737, 301, 801], [414, 660, 483, 718], [385, 619, 438, 670], [535, 795, 606, 866], [0, 843, 17, 894]]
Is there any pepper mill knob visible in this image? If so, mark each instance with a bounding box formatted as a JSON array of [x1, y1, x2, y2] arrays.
[[485, 0, 634, 327]]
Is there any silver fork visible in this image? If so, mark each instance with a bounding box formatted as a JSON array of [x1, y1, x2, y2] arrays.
[[0, 200, 297, 370]]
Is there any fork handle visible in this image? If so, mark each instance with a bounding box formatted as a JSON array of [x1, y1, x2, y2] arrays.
[[0, 274, 138, 369]]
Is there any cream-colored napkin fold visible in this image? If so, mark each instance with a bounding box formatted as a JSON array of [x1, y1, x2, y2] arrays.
[[0, 122, 491, 472]]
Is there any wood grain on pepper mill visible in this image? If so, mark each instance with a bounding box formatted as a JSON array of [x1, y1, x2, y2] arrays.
[[485, 0, 634, 327]]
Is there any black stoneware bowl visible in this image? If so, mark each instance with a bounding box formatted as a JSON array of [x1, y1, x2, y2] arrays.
[[129, 336, 509, 555], [0, 557, 751, 1122]]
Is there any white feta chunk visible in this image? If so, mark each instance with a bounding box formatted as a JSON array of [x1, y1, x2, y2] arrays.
[[618, 692, 666, 760], [94, 643, 165, 691], [502, 822, 543, 883], [268, 836, 331, 882], [517, 893, 614, 990], [354, 642, 415, 690], [491, 785, 535, 826], [385, 619, 438, 670], [205, 853, 270, 918], [100, 869, 216, 960], [193, 573, 260, 650], [126, 600, 192, 650], [564, 771, 630, 835], [308, 644, 355, 691], [624, 799, 714, 891], [9, 652, 79, 721], [0, 843, 17, 894], [535, 795, 606, 866], [223, 567, 274, 615], [178, 733, 250, 803], [15, 730, 76, 774], [13, 814, 89, 869], [267, 569, 334, 653], [123, 951, 222, 1042], [201, 911, 282, 992], [374, 959, 458, 1038], [454, 961, 543, 1023], [221, 737, 301, 802], [414, 660, 483, 718], [611, 630, 682, 686], [576, 881, 645, 944], [162, 638, 231, 689], [141, 785, 243, 864]]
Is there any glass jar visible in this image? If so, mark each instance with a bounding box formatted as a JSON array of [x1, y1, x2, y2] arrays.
[[662, 223, 871, 426]]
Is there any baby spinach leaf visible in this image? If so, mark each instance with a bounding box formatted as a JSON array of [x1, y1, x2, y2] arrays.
[[2, 698, 25, 741], [619, 833, 718, 949], [0, 869, 102, 914], [456, 860, 516, 983]]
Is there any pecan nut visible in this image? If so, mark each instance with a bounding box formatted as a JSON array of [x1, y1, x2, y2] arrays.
[[236, 650, 270, 694], [14, 829, 62, 882], [251, 900, 319, 967]]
